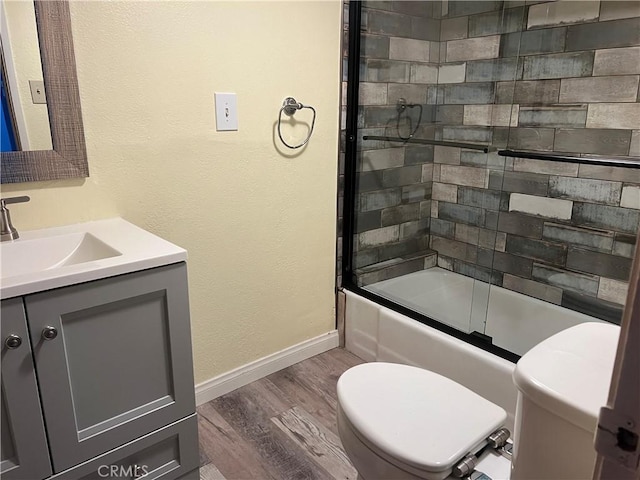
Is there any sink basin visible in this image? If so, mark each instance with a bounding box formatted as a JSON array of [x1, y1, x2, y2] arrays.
[[1, 232, 122, 278], [0, 218, 186, 299]]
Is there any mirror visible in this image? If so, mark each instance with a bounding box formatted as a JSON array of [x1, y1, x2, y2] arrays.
[[0, 0, 88, 184], [1, 0, 52, 152]]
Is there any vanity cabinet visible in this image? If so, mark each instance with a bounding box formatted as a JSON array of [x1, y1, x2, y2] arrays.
[[1, 262, 199, 480]]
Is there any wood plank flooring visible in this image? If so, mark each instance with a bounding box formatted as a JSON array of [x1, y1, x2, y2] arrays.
[[197, 348, 364, 480]]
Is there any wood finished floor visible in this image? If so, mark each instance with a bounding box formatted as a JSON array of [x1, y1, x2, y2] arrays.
[[197, 348, 364, 480]]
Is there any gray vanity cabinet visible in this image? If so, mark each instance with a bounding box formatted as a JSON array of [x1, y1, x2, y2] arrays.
[[1, 298, 52, 480], [24, 262, 197, 474]]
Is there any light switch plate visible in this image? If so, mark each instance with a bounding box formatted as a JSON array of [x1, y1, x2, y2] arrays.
[[214, 92, 238, 131], [29, 80, 46, 104]]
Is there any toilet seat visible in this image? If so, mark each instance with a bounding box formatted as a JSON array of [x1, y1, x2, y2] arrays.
[[337, 362, 507, 478]]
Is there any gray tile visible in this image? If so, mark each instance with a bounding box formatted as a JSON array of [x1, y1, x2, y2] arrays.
[[518, 106, 587, 128], [458, 186, 502, 211], [430, 218, 456, 238], [361, 34, 391, 59], [522, 52, 594, 80], [500, 27, 566, 57], [543, 223, 614, 252], [599, 1, 640, 21], [400, 218, 430, 239], [468, 6, 525, 37], [495, 80, 560, 105], [562, 290, 623, 324], [492, 251, 533, 277], [532, 264, 599, 296], [364, 105, 408, 128], [566, 247, 632, 281], [361, 148, 405, 171], [438, 202, 484, 226], [455, 223, 480, 244], [446, 35, 501, 62], [431, 235, 478, 263], [411, 16, 441, 41], [402, 184, 432, 203], [505, 236, 567, 265], [554, 129, 632, 156], [383, 166, 423, 187], [572, 203, 640, 234], [566, 17, 640, 51], [460, 151, 506, 170], [381, 203, 420, 226], [506, 128, 555, 151], [442, 126, 493, 143], [453, 260, 502, 285], [465, 58, 524, 82], [490, 171, 549, 196], [578, 164, 640, 184], [360, 189, 402, 212], [593, 47, 640, 76], [440, 16, 468, 41], [497, 211, 544, 238], [378, 237, 430, 262], [559, 76, 640, 103], [447, 1, 503, 17], [367, 9, 412, 37], [613, 234, 637, 259], [436, 105, 464, 125], [366, 59, 410, 83], [549, 177, 622, 206], [355, 211, 383, 233], [483, 210, 500, 230], [502, 274, 563, 304], [443, 83, 495, 104], [405, 145, 434, 165], [356, 171, 384, 192]]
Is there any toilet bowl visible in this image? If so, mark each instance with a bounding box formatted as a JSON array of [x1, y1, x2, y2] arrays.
[[337, 322, 619, 480]]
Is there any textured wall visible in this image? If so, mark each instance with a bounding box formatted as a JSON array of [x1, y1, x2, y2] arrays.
[[2, 1, 342, 383]]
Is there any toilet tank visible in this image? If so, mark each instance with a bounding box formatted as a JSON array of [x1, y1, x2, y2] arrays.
[[510, 322, 620, 480]]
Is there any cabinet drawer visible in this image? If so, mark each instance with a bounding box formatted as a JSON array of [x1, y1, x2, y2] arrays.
[[25, 263, 196, 472], [51, 414, 199, 480]]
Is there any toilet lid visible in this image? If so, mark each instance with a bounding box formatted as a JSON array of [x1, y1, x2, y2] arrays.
[[337, 362, 507, 474]]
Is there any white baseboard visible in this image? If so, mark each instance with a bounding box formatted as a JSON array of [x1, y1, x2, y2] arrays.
[[195, 330, 339, 406]]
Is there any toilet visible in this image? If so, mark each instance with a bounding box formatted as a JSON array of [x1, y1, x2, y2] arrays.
[[337, 322, 620, 480]]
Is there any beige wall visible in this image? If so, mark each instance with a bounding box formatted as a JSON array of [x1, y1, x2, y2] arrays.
[[2, 1, 342, 383]]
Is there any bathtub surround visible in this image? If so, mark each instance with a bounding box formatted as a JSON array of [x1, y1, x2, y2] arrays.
[[340, 1, 640, 325], [4, 1, 343, 385]]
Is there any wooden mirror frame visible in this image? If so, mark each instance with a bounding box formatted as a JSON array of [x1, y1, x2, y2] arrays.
[[1, 0, 88, 184]]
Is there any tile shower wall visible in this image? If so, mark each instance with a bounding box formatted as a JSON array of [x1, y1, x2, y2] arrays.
[[430, 0, 640, 322], [339, 1, 640, 324]]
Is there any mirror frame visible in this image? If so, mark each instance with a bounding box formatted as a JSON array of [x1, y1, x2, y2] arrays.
[[1, 0, 88, 184]]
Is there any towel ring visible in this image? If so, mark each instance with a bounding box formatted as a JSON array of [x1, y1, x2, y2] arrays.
[[277, 97, 316, 149]]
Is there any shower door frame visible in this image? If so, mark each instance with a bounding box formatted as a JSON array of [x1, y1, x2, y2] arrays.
[[340, 0, 519, 364]]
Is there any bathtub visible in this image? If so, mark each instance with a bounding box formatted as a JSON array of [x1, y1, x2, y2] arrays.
[[344, 267, 603, 430]]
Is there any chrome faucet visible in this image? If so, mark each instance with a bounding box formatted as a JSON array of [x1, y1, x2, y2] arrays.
[[1, 196, 30, 241]]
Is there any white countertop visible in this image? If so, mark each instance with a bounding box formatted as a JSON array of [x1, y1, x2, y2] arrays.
[[0, 218, 187, 299]]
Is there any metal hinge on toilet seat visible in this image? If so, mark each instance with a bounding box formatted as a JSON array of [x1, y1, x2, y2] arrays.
[[452, 428, 511, 478]]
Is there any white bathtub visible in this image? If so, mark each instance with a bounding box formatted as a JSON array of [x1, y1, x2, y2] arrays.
[[344, 268, 603, 430]]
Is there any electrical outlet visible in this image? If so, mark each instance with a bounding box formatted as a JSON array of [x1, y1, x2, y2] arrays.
[[29, 80, 46, 104], [214, 92, 238, 131]]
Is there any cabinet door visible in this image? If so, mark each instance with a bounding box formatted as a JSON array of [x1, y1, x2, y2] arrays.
[[26, 263, 196, 473], [1, 298, 52, 480]]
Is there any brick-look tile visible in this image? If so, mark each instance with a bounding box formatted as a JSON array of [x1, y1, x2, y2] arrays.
[[490, 170, 549, 196], [599, 1, 640, 21], [506, 236, 568, 266], [566, 247, 632, 281], [522, 52, 594, 80], [455, 224, 480, 245], [361, 34, 391, 59], [555, 128, 632, 156], [496, 79, 560, 104], [532, 264, 599, 297], [438, 202, 484, 226], [598, 278, 630, 305], [421, 164, 433, 183], [493, 251, 533, 277], [360, 189, 402, 212], [559, 76, 640, 103], [498, 211, 545, 238], [442, 126, 493, 143], [366, 59, 411, 83], [434, 146, 461, 165], [506, 128, 555, 151], [359, 83, 388, 105], [361, 148, 405, 171], [566, 17, 640, 51], [518, 106, 587, 128], [586, 103, 640, 130], [440, 165, 488, 188], [431, 236, 478, 263], [613, 234, 637, 259], [437, 255, 454, 270], [359, 225, 400, 248], [389, 37, 431, 62], [561, 290, 623, 324], [500, 27, 566, 57], [443, 83, 496, 104], [527, 1, 600, 29], [621, 186, 640, 210], [630, 131, 640, 157], [469, 6, 526, 37], [543, 223, 614, 252], [572, 203, 640, 234], [382, 166, 422, 187], [355, 211, 383, 233], [461, 151, 506, 170], [446, 35, 501, 62], [549, 176, 622, 206], [438, 63, 467, 83], [400, 219, 429, 239], [466, 57, 524, 82], [503, 274, 563, 304], [593, 47, 640, 76], [431, 218, 455, 238], [458, 187, 503, 211], [432, 182, 458, 203], [509, 193, 573, 220], [441, 16, 468, 41], [513, 158, 578, 177], [463, 105, 519, 127], [367, 9, 412, 37], [402, 184, 431, 203], [412, 17, 442, 42], [410, 64, 439, 84], [578, 164, 640, 183]]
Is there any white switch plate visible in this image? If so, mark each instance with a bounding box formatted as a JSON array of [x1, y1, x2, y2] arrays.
[[214, 92, 238, 131]]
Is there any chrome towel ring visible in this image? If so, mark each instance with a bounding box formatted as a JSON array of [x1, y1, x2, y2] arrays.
[[277, 97, 316, 149]]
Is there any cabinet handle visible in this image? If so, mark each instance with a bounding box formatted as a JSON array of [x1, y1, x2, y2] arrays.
[[5, 334, 22, 349], [42, 326, 58, 340]]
